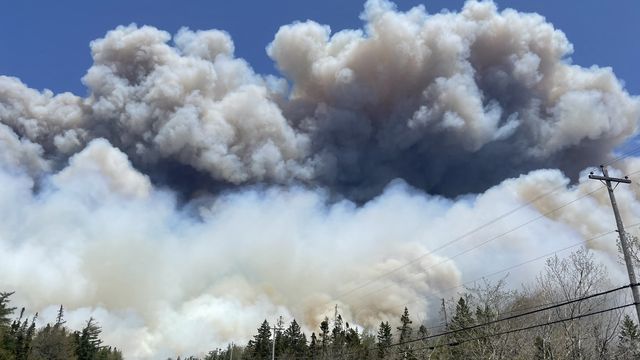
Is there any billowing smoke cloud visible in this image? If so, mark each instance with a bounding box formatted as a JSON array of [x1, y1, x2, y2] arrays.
[[1, 0, 639, 358], [269, 0, 639, 197], [1, 0, 638, 199]]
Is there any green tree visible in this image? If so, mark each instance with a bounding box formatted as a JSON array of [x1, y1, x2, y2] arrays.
[[331, 314, 345, 355], [55, 306, 65, 328], [376, 321, 392, 359], [0, 293, 15, 329], [28, 323, 78, 360], [95, 346, 123, 360], [74, 318, 103, 360], [319, 317, 330, 356], [248, 320, 271, 360], [282, 319, 306, 358], [617, 314, 640, 359], [308, 332, 319, 359], [449, 297, 476, 359], [397, 307, 413, 343], [0, 297, 18, 358], [396, 307, 415, 359]]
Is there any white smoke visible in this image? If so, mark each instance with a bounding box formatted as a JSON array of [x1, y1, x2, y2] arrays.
[[0, 0, 639, 358]]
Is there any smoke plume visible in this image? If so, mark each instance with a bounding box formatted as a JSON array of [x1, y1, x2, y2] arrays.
[[0, 0, 639, 358]]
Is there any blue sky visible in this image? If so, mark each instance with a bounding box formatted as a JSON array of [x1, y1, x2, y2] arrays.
[[1, 0, 638, 97]]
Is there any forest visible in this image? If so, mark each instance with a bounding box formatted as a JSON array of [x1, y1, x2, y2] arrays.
[[0, 295, 122, 360], [2, 248, 640, 359]]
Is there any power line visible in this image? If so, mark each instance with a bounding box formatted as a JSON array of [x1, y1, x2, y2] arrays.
[[387, 283, 634, 350], [341, 168, 640, 306], [414, 282, 628, 334], [410, 302, 636, 353], [290, 284, 634, 360], [602, 144, 640, 168], [312, 167, 640, 339], [332, 163, 640, 307], [397, 225, 632, 310], [332, 181, 574, 300], [348, 184, 606, 301]]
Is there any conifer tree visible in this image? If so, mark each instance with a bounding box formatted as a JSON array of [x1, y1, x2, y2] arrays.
[[250, 320, 272, 360], [0, 292, 15, 329], [331, 314, 345, 355], [75, 317, 103, 360], [449, 297, 476, 359], [617, 314, 640, 359], [376, 321, 392, 359], [397, 307, 413, 343], [417, 325, 428, 339], [309, 332, 319, 359], [55, 305, 66, 328], [283, 319, 306, 358], [319, 317, 330, 356], [396, 307, 415, 360]]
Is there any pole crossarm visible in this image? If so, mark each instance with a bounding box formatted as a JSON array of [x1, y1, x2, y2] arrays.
[[588, 174, 631, 183]]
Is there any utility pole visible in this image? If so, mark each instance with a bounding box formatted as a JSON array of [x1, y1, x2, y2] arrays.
[[271, 318, 283, 360], [272, 324, 276, 360], [229, 342, 233, 360], [441, 298, 448, 328], [589, 165, 640, 321]]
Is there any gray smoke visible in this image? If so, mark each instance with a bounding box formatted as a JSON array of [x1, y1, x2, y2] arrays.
[[269, 0, 639, 197], [1, 0, 638, 199], [1, 0, 640, 358]]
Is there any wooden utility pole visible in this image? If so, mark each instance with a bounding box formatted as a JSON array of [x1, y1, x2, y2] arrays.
[[441, 298, 448, 328], [271, 318, 283, 360], [272, 325, 276, 360], [589, 165, 640, 321]]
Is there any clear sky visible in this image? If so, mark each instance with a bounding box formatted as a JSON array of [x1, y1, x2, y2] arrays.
[[1, 0, 638, 97]]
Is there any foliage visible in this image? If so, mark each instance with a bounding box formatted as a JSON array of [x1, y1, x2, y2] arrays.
[[2, 248, 638, 359], [0, 294, 121, 360]]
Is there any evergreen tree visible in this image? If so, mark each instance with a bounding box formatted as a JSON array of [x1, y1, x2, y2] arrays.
[[449, 297, 476, 359], [344, 323, 363, 359], [396, 307, 415, 360], [55, 305, 66, 328], [417, 325, 428, 339], [450, 297, 475, 331], [415, 325, 429, 359], [74, 317, 103, 360], [0, 293, 15, 329], [344, 323, 360, 348], [397, 307, 413, 343], [376, 321, 392, 359], [282, 319, 306, 358], [249, 320, 272, 360], [331, 314, 345, 355], [10, 312, 37, 360], [319, 317, 330, 356], [617, 314, 640, 359], [95, 346, 124, 360], [308, 332, 319, 359]]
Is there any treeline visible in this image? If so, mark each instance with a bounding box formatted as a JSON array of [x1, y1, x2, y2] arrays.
[[0, 292, 122, 360], [3, 248, 640, 359], [189, 248, 640, 360]]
